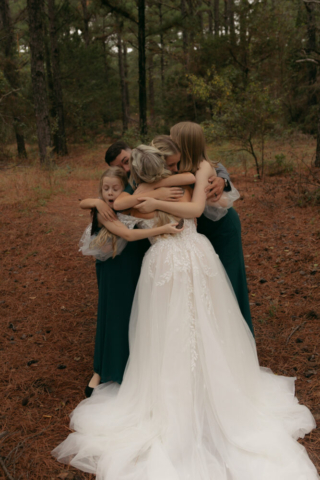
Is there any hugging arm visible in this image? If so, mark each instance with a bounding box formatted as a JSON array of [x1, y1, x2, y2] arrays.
[[79, 198, 116, 221], [113, 173, 196, 211], [97, 215, 182, 241], [135, 161, 213, 219]]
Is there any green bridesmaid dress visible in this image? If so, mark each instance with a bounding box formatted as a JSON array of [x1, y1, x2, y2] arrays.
[[94, 237, 149, 384], [197, 208, 254, 336]]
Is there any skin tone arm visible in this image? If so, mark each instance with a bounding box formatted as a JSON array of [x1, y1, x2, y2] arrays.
[[79, 198, 117, 221], [97, 214, 183, 241], [135, 161, 213, 219], [113, 172, 196, 211]]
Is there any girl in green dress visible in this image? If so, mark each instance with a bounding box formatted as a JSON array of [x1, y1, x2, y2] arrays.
[[80, 166, 195, 396]]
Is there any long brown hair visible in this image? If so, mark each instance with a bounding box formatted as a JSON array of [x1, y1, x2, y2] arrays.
[[151, 135, 180, 158], [170, 121, 215, 174], [90, 166, 127, 257]]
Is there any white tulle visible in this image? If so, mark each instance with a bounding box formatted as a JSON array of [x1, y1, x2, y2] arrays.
[[204, 181, 240, 221], [78, 215, 143, 261], [55, 218, 319, 480]]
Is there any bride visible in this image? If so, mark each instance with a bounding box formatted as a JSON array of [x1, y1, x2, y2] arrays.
[[53, 145, 318, 480]]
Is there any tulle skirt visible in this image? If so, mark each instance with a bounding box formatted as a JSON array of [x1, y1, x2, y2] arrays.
[[53, 220, 318, 480]]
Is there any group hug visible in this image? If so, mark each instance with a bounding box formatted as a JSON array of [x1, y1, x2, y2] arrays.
[[52, 122, 319, 480]]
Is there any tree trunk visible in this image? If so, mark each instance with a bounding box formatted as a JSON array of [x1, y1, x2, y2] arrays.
[[214, 0, 219, 36], [123, 42, 130, 116], [315, 107, 320, 167], [117, 31, 128, 132], [224, 0, 228, 34], [180, 0, 188, 54], [15, 124, 27, 158], [159, 4, 165, 94], [80, 0, 90, 46], [138, 0, 147, 136], [304, 2, 317, 105], [208, 3, 213, 34], [0, 0, 27, 158], [48, 0, 68, 155], [27, 0, 52, 164], [228, 0, 235, 43], [148, 54, 155, 123]]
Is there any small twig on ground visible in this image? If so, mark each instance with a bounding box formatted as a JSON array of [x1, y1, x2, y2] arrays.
[[286, 322, 307, 345], [0, 456, 16, 480]]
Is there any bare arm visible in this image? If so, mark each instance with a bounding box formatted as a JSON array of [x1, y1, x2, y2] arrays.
[[135, 161, 213, 219], [113, 187, 184, 211], [153, 172, 195, 188], [114, 173, 196, 211], [79, 198, 116, 221], [97, 214, 183, 241]]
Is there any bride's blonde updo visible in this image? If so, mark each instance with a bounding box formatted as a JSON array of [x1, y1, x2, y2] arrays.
[[130, 144, 179, 233], [130, 145, 171, 186]]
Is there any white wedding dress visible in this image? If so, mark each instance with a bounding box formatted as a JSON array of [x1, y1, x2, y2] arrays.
[[53, 217, 319, 480]]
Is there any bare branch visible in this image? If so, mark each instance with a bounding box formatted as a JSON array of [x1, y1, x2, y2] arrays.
[[296, 58, 319, 64], [101, 0, 137, 24], [0, 457, 16, 480]]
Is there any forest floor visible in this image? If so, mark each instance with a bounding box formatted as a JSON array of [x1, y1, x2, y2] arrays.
[[0, 141, 320, 479]]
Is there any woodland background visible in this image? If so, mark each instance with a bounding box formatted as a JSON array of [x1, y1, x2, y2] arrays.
[[2, 0, 320, 175], [1, 1, 320, 479]]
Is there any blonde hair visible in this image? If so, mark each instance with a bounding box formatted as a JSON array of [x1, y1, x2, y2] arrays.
[[90, 166, 128, 257], [151, 135, 180, 158], [130, 144, 179, 233], [170, 121, 216, 174], [130, 144, 171, 186]]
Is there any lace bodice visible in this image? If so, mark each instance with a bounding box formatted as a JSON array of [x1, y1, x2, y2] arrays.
[[118, 214, 197, 245]]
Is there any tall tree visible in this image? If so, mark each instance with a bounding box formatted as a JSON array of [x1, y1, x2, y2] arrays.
[[27, 0, 52, 164], [214, 0, 219, 36], [0, 0, 27, 158], [48, 0, 68, 154], [138, 0, 147, 135], [117, 28, 128, 132]]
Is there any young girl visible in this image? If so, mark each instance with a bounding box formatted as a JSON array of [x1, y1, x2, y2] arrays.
[[79, 167, 183, 397], [135, 123, 254, 335], [53, 146, 318, 480]]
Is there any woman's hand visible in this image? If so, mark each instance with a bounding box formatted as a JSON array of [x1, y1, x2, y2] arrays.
[[154, 187, 184, 201], [161, 223, 184, 235], [135, 197, 158, 214], [96, 199, 117, 221], [205, 176, 225, 203]]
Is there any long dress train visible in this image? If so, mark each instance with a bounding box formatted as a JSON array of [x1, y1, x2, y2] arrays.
[[53, 218, 318, 480]]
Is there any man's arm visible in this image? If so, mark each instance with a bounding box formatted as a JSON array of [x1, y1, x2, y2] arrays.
[[215, 163, 231, 191]]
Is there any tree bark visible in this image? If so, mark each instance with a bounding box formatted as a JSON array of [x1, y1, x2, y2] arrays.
[[316, 107, 320, 167], [27, 0, 52, 164], [304, 2, 317, 106], [180, 0, 188, 53], [224, 0, 228, 34], [123, 41, 130, 116], [214, 0, 219, 36], [48, 0, 68, 155], [148, 53, 155, 123], [208, 0, 213, 33], [228, 0, 235, 43], [159, 4, 165, 93], [117, 30, 128, 132], [0, 0, 27, 158], [80, 0, 90, 46], [138, 0, 147, 136]]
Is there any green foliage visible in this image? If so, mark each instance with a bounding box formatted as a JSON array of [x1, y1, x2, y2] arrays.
[[189, 69, 283, 177]]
